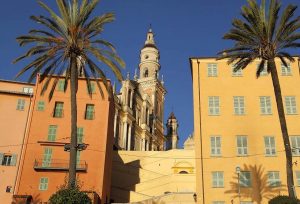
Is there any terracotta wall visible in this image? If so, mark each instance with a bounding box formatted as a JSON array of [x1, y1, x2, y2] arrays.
[[15, 76, 114, 203]]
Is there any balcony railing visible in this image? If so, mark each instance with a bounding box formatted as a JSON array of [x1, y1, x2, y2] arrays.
[[34, 159, 87, 171]]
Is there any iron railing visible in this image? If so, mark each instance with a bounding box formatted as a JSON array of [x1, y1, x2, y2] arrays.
[[33, 159, 87, 171]]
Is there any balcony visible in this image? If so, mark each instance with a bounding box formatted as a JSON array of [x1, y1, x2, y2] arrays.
[[33, 159, 87, 172]]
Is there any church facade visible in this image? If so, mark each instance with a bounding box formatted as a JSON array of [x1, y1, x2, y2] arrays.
[[112, 29, 169, 151]]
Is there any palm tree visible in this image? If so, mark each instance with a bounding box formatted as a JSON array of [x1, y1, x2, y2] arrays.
[[218, 0, 300, 198], [14, 0, 125, 188]]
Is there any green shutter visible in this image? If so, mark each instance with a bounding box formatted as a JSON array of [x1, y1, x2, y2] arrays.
[[57, 80, 65, 91], [77, 127, 84, 143], [0, 153, 3, 164], [37, 101, 45, 111], [54, 102, 64, 117], [42, 148, 52, 167], [11, 154, 17, 166], [16, 99, 25, 110], [87, 82, 96, 94], [85, 105, 94, 120], [48, 125, 57, 141]]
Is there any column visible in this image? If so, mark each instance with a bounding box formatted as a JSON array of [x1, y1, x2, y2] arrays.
[[122, 122, 128, 149], [127, 125, 132, 150], [113, 110, 118, 138], [142, 139, 146, 151]]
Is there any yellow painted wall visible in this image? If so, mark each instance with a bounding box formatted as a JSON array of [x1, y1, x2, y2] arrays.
[[191, 57, 300, 204], [111, 150, 196, 203]]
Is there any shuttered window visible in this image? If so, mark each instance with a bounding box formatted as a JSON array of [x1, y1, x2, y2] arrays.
[[47, 125, 57, 142], [234, 96, 245, 115], [260, 96, 272, 115], [281, 63, 292, 76], [285, 96, 297, 115], [37, 101, 45, 111], [291, 136, 300, 156], [57, 79, 65, 91], [210, 136, 221, 156], [264, 136, 276, 156], [240, 171, 251, 187], [77, 127, 84, 143], [208, 96, 220, 115], [42, 148, 52, 167], [16, 99, 25, 111], [268, 171, 281, 187], [212, 171, 224, 188], [237, 136, 248, 156], [232, 65, 243, 76], [39, 177, 49, 191], [207, 63, 218, 77]]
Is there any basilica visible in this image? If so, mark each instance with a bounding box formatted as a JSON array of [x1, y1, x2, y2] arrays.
[[112, 28, 179, 151]]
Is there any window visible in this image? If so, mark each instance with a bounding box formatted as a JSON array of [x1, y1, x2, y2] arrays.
[[260, 96, 272, 115], [257, 63, 268, 76], [212, 171, 224, 188], [264, 136, 276, 156], [23, 87, 33, 94], [281, 63, 292, 76], [240, 171, 251, 187], [37, 101, 45, 111], [207, 63, 218, 77], [241, 202, 253, 204], [42, 148, 52, 167], [232, 65, 243, 76], [53, 102, 64, 118], [290, 136, 300, 156], [57, 79, 65, 91], [234, 96, 245, 115], [211, 136, 221, 156], [85, 104, 95, 120], [296, 171, 300, 186], [208, 96, 220, 115], [47, 125, 57, 142], [212, 202, 225, 204], [6, 186, 12, 193], [77, 127, 84, 143], [285, 96, 297, 115], [39, 177, 49, 191], [237, 136, 248, 156], [268, 171, 281, 187], [144, 69, 149, 77], [0, 154, 17, 166], [87, 82, 96, 94], [16, 99, 25, 111]]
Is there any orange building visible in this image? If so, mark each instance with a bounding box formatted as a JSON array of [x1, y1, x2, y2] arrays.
[[0, 80, 34, 204], [13, 75, 115, 203]]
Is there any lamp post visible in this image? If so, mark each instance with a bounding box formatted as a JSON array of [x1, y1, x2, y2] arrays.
[[236, 166, 241, 204]]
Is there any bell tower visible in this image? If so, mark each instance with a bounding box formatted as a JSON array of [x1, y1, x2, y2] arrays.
[[166, 112, 179, 150], [139, 28, 160, 79]]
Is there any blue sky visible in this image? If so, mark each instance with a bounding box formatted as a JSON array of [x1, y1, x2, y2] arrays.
[[0, 0, 299, 147]]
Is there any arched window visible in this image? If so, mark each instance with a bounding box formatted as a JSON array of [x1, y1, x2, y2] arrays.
[[144, 69, 149, 77], [179, 171, 189, 174]]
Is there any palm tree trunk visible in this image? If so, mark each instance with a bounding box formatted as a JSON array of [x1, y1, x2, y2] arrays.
[[68, 53, 78, 188], [269, 59, 295, 198]]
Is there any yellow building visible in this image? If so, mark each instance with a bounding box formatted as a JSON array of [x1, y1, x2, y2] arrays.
[[111, 113, 197, 204], [190, 57, 300, 204]]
